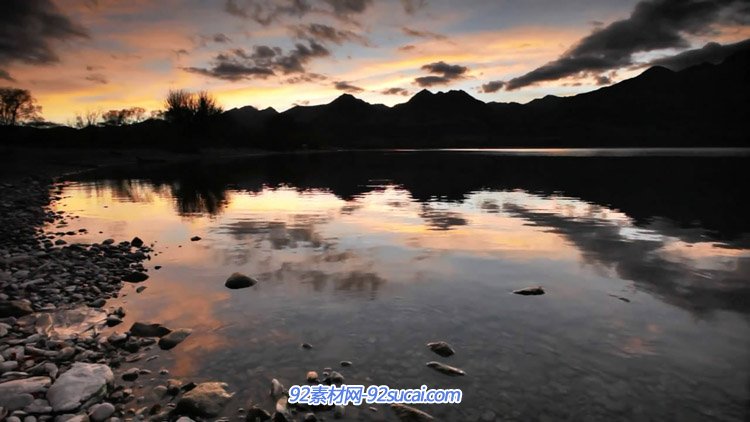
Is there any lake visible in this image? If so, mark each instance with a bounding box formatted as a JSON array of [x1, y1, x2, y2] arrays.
[[54, 150, 750, 421]]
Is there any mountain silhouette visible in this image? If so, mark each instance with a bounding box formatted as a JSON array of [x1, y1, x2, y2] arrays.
[[2, 46, 748, 149]]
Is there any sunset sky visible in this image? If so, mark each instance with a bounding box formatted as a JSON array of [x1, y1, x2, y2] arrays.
[[2, 0, 749, 123]]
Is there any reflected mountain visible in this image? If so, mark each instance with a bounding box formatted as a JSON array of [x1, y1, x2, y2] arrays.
[[504, 203, 750, 316], [74, 150, 750, 247]]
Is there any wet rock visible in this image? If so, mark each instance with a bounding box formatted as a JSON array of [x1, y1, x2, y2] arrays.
[[303, 413, 317, 422], [0, 300, 33, 318], [175, 418, 196, 422], [301, 343, 313, 350], [135, 286, 146, 293], [158, 328, 192, 350], [270, 378, 284, 399], [225, 273, 257, 289], [122, 272, 149, 283], [24, 398, 53, 414], [425, 361, 466, 376], [55, 414, 89, 422], [391, 403, 434, 421], [87, 403, 115, 422], [176, 382, 233, 417], [121, 368, 139, 381], [130, 237, 144, 248], [190, 236, 201, 241], [426, 341, 455, 357], [340, 361, 352, 367], [129, 322, 171, 337], [512, 286, 545, 296], [333, 405, 345, 419], [87, 299, 105, 308], [46, 363, 113, 412]]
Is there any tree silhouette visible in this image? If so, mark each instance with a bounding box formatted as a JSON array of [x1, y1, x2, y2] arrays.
[[164, 89, 222, 126], [0, 87, 41, 126]]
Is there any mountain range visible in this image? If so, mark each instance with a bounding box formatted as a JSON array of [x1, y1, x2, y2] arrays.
[[3, 46, 749, 149]]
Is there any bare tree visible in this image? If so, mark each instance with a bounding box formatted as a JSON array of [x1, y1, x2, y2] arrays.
[[102, 107, 149, 126], [0, 87, 42, 126], [74, 109, 101, 128], [164, 89, 222, 125]]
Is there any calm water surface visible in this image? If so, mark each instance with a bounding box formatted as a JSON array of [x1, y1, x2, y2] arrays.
[[53, 151, 750, 421]]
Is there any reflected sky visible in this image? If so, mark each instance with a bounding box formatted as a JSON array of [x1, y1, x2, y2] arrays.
[[54, 152, 750, 421]]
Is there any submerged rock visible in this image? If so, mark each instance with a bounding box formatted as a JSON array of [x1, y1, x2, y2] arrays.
[[176, 382, 233, 417], [425, 361, 466, 376], [46, 363, 113, 412], [129, 322, 171, 337], [224, 272, 257, 289], [158, 328, 192, 350], [512, 286, 545, 296], [391, 403, 434, 421], [426, 341, 455, 357]]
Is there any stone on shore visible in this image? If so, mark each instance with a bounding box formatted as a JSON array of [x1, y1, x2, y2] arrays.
[[158, 328, 192, 350], [426, 361, 466, 376], [129, 322, 171, 337], [391, 403, 434, 421], [130, 237, 144, 247], [0, 300, 34, 318], [224, 272, 257, 289], [0, 376, 52, 396], [46, 363, 113, 412], [176, 382, 233, 417], [87, 402, 115, 422]]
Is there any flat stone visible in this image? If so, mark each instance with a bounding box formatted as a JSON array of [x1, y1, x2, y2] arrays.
[[0, 376, 52, 396], [176, 382, 233, 417], [46, 363, 113, 412], [0, 393, 34, 411], [158, 328, 192, 350], [426, 361, 466, 376], [512, 286, 545, 296], [426, 341, 455, 357]]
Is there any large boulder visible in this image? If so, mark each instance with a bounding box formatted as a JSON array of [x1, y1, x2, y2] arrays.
[[176, 382, 233, 417], [46, 363, 113, 412]]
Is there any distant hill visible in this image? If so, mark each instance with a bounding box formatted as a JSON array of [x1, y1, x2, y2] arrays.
[[2, 47, 748, 149]]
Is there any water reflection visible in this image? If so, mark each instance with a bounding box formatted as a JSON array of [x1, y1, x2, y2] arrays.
[[57, 151, 750, 421]]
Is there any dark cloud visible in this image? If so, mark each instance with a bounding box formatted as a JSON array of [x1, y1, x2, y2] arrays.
[[285, 72, 327, 84], [0, 0, 88, 66], [399, 44, 416, 51], [414, 61, 469, 87], [381, 87, 410, 96], [174, 48, 190, 57], [479, 80, 505, 93], [85, 73, 108, 84], [401, 27, 447, 40], [333, 81, 364, 93], [401, 0, 428, 14], [184, 40, 329, 81], [594, 74, 612, 85], [650, 38, 750, 70], [292, 23, 369, 45], [224, 0, 373, 24], [503, 0, 750, 90], [0, 69, 14, 81]]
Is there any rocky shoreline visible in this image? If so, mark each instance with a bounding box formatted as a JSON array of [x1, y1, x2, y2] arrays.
[[0, 177, 448, 422]]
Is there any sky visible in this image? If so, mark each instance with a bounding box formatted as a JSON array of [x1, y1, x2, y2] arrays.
[[1, 0, 749, 123]]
